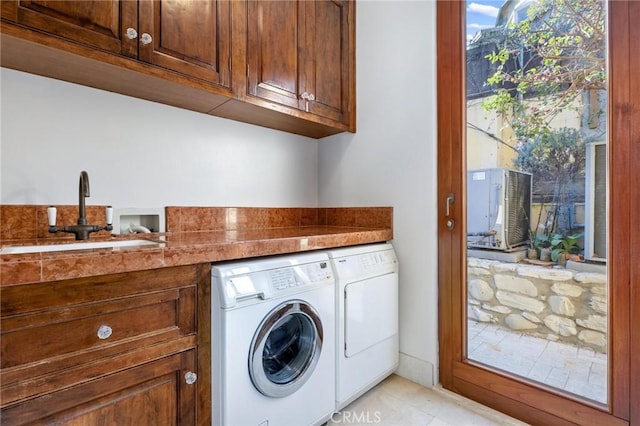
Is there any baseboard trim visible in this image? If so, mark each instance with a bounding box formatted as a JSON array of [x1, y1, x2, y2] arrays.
[[395, 352, 434, 388]]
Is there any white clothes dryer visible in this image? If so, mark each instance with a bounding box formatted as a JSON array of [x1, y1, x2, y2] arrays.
[[325, 243, 399, 410], [212, 252, 336, 426]]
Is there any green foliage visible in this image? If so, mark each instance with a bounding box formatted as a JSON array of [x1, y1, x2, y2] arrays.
[[514, 127, 585, 182], [550, 232, 583, 262], [533, 233, 551, 249], [481, 0, 606, 138]]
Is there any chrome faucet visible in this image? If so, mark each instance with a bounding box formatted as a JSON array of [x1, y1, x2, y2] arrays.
[[48, 171, 113, 240]]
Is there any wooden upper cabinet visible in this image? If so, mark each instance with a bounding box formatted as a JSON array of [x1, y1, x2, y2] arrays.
[[138, 0, 231, 87], [0, 0, 354, 137], [1, 0, 231, 87], [302, 0, 353, 125], [0, 1, 137, 57], [247, 0, 354, 130], [247, 0, 301, 110]]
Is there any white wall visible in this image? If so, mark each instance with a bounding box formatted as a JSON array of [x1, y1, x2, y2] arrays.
[[319, 1, 439, 386], [1, 0, 440, 387], [0, 68, 318, 207]]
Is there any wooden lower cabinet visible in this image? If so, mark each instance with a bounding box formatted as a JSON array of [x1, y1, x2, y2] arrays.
[[0, 264, 211, 425], [1, 349, 196, 425]]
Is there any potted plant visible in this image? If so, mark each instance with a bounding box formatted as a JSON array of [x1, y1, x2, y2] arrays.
[[535, 234, 552, 261], [550, 232, 584, 265], [527, 230, 539, 259]]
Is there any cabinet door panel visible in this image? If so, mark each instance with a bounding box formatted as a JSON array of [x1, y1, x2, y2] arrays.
[[7, 0, 137, 57], [305, 0, 351, 124], [138, 0, 231, 86], [61, 378, 176, 426], [247, 0, 302, 109], [0, 350, 196, 426]]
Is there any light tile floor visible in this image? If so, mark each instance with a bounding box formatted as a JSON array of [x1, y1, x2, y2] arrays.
[[467, 320, 607, 404], [328, 374, 528, 426], [328, 324, 607, 425]]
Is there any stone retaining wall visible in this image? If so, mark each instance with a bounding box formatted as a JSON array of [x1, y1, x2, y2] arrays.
[[467, 257, 607, 353]]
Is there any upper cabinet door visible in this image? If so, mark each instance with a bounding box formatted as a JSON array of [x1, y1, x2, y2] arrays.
[[1, 0, 231, 87], [2, 0, 138, 57], [247, 0, 303, 110], [246, 0, 355, 130], [301, 0, 353, 127], [138, 0, 231, 87]]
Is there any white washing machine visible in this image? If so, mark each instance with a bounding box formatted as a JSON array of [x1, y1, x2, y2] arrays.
[[325, 243, 399, 410], [212, 252, 336, 426]]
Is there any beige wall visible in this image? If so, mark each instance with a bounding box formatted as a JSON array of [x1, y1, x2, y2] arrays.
[[466, 98, 516, 171], [466, 96, 583, 172], [531, 202, 586, 234]]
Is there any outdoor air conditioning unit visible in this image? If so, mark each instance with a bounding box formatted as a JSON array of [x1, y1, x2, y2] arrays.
[[467, 168, 532, 251]]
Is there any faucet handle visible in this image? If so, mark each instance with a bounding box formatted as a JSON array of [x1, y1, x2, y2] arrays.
[[105, 206, 113, 226], [47, 206, 57, 227]]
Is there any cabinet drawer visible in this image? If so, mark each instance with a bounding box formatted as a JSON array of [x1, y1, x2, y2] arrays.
[[0, 266, 196, 381], [1, 288, 194, 368]]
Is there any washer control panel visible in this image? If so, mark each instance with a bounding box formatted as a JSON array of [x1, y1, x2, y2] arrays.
[[212, 253, 333, 308], [269, 261, 331, 291]]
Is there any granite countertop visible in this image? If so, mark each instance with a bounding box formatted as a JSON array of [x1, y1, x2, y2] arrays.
[[1, 221, 392, 286], [0, 206, 393, 286]]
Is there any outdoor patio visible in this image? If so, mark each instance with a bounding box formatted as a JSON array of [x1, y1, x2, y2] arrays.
[[468, 320, 607, 404]]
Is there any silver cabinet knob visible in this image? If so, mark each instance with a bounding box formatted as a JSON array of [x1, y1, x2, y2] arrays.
[[300, 92, 315, 112], [140, 33, 153, 45], [301, 92, 316, 101], [300, 93, 309, 112], [126, 28, 138, 40], [184, 371, 197, 385], [97, 325, 113, 340]]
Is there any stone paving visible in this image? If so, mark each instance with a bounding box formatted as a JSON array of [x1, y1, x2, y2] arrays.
[[468, 320, 607, 404]]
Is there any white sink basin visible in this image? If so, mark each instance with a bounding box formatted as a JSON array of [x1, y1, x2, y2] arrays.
[[0, 239, 161, 255]]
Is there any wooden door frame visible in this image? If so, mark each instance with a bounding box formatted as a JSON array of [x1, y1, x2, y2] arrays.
[[436, 1, 638, 424], [628, 3, 640, 422]]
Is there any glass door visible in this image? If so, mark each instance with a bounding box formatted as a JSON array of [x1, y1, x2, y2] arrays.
[[464, 0, 608, 404], [437, 1, 635, 424]]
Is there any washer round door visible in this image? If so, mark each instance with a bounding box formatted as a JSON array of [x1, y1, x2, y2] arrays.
[[249, 300, 324, 398]]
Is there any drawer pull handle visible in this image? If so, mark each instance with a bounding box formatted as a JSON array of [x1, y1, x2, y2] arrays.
[[185, 371, 198, 385], [97, 325, 113, 340]]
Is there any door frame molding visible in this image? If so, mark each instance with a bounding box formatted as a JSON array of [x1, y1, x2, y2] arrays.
[[436, 1, 637, 424]]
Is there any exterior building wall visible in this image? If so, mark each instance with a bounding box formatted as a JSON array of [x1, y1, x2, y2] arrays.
[[466, 96, 582, 173], [466, 98, 515, 171], [531, 202, 585, 233]]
